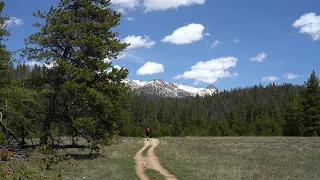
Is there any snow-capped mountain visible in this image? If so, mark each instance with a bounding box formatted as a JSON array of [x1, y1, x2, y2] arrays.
[[123, 79, 218, 98]]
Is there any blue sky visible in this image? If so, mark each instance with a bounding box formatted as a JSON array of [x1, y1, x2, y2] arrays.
[[3, 0, 320, 90]]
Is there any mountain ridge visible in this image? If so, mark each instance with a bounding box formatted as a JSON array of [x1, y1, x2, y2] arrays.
[[123, 79, 218, 98]]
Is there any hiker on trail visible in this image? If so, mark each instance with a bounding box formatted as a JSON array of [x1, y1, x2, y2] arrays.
[[146, 127, 150, 141]]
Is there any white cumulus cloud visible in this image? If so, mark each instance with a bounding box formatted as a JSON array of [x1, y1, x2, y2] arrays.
[[174, 57, 238, 84], [136, 61, 164, 75], [123, 35, 156, 49], [143, 0, 205, 11], [111, 0, 140, 9], [292, 12, 320, 40], [284, 73, 303, 79], [5, 17, 23, 27], [250, 52, 267, 62], [162, 23, 205, 45], [262, 76, 279, 82]]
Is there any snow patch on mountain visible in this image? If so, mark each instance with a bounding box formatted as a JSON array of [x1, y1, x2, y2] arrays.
[[123, 79, 218, 98]]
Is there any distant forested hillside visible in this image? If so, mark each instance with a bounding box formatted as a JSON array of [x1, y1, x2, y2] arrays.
[[120, 71, 320, 138], [119, 83, 306, 137]]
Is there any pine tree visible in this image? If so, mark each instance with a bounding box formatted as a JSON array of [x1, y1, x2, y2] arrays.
[[0, 1, 11, 93], [172, 113, 182, 136], [284, 92, 304, 136], [229, 108, 241, 135], [209, 121, 221, 136], [301, 70, 320, 136], [0, 1, 10, 144], [29, 64, 44, 88], [0, 3, 44, 144], [22, 0, 129, 145]]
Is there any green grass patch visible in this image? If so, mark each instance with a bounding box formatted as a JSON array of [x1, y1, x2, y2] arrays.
[[56, 137, 142, 180], [145, 169, 166, 180], [0, 159, 61, 179], [156, 137, 320, 180], [2, 137, 143, 180]]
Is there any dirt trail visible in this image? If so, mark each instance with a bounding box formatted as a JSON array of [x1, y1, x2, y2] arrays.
[[134, 138, 177, 180]]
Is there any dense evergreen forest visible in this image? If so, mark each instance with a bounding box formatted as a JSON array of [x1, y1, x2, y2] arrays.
[[2, 64, 320, 140], [1, 0, 320, 149], [120, 73, 320, 137]]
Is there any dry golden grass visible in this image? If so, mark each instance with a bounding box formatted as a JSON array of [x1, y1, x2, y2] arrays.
[[0, 149, 13, 161], [155, 137, 320, 180]]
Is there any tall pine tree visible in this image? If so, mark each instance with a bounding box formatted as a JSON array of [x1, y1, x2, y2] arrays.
[[284, 92, 303, 136], [22, 0, 129, 145], [301, 70, 320, 136], [0, 1, 11, 94], [0, 1, 10, 145]]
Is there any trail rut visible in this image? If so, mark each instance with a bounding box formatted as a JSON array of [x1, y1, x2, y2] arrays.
[[134, 138, 177, 180]]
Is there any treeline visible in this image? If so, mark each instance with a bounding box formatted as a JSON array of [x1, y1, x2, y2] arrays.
[[4, 61, 320, 141], [119, 73, 320, 137], [2, 63, 320, 140]]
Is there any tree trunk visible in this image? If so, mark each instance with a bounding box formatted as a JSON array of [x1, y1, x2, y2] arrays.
[[21, 126, 26, 145], [40, 94, 56, 145], [40, 116, 52, 145]]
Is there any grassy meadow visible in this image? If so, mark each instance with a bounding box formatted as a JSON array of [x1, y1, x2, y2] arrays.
[[55, 137, 141, 180], [155, 137, 320, 180], [2, 136, 320, 180]]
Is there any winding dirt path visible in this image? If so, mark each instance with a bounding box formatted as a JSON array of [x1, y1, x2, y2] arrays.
[[134, 138, 177, 180]]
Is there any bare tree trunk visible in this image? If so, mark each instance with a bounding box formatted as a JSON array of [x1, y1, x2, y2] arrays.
[[40, 116, 52, 145]]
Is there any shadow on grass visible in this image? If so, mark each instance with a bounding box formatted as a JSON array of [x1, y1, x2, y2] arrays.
[[66, 153, 102, 160]]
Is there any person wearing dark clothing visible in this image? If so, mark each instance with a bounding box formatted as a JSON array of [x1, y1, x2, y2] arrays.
[[146, 127, 150, 141]]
